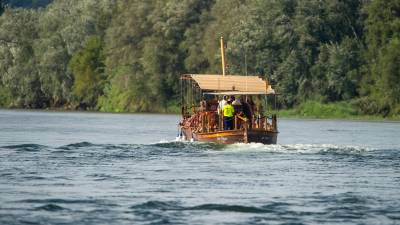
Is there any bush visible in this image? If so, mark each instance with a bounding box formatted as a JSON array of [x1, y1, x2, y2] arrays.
[[278, 101, 358, 119], [0, 87, 12, 107]]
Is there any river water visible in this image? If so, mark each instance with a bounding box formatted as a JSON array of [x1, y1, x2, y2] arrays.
[[0, 109, 399, 225]]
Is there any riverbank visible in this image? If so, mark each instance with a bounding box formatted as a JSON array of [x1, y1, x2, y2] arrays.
[[276, 101, 400, 121], [1, 101, 399, 121]]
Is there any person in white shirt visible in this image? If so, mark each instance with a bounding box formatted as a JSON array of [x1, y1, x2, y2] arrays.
[[218, 95, 227, 115]]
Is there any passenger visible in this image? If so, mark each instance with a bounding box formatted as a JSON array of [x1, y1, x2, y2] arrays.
[[242, 97, 254, 128], [217, 95, 227, 115], [255, 96, 264, 128], [223, 100, 235, 130], [232, 96, 242, 112], [199, 98, 207, 112], [232, 96, 240, 105]]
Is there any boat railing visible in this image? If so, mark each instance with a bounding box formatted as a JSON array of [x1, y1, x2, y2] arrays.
[[182, 110, 277, 133], [227, 113, 277, 132], [234, 115, 247, 130], [246, 114, 277, 132]]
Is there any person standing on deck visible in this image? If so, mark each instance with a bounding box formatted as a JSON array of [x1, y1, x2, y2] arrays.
[[217, 95, 228, 130], [217, 95, 227, 115], [232, 96, 242, 112], [223, 100, 235, 130], [242, 96, 253, 129]]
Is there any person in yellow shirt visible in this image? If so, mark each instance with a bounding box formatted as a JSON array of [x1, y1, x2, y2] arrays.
[[223, 100, 235, 130]]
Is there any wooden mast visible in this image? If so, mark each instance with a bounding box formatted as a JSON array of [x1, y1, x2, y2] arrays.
[[220, 35, 226, 76]]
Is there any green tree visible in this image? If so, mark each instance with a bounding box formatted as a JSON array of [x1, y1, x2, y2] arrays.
[[0, 8, 45, 108], [0, 0, 398, 118], [311, 38, 363, 102], [363, 0, 400, 115], [100, 0, 214, 112], [69, 36, 105, 109]]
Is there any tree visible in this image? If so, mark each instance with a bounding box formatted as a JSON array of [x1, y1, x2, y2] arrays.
[[0, 0, 398, 117], [69, 36, 105, 109], [100, 0, 214, 112], [363, 0, 400, 115], [0, 8, 45, 108]]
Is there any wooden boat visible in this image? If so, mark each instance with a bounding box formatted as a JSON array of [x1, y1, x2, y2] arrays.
[[178, 36, 278, 144]]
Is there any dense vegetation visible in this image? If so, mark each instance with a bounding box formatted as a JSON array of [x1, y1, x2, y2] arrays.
[[0, 0, 399, 117]]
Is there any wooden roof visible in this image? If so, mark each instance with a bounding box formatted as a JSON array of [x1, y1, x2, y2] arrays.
[[182, 74, 275, 95]]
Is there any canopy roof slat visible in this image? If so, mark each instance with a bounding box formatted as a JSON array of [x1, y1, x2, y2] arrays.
[[182, 74, 275, 95]]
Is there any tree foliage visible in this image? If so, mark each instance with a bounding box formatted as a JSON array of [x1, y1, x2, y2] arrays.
[[69, 36, 105, 109], [0, 0, 399, 116], [361, 0, 400, 115]]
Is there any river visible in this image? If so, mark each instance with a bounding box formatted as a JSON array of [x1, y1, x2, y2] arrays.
[[0, 109, 399, 224]]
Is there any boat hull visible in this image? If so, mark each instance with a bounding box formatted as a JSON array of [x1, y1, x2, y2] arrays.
[[182, 128, 277, 145]]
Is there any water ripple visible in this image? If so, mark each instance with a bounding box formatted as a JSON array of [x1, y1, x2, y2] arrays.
[[1, 144, 47, 152], [18, 198, 102, 205], [34, 204, 67, 212], [130, 201, 291, 214]]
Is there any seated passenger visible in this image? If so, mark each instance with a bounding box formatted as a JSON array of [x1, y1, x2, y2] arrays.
[[199, 99, 207, 112]]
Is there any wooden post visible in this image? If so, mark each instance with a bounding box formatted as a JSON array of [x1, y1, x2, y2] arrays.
[[264, 117, 267, 130], [243, 125, 248, 143], [201, 113, 205, 133], [220, 114, 223, 130], [272, 114, 277, 131], [234, 115, 238, 130], [207, 113, 210, 132], [220, 36, 226, 76]]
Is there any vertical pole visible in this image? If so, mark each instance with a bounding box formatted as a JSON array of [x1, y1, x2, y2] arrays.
[[244, 50, 247, 76], [186, 79, 189, 109], [221, 114, 224, 130], [234, 116, 237, 130], [220, 36, 226, 76], [264, 116, 267, 130], [206, 113, 209, 132], [180, 77, 184, 118], [265, 95, 268, 117]]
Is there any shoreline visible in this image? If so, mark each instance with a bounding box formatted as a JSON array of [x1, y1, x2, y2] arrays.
[[1, 107, 399, 122], [0, 107, 179, 116], [276, 114, 400, 123]]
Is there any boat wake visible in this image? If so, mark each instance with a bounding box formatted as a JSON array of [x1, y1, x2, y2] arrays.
[[223, 142, 375, 154], [0, 141, 382, 156], [158, 139, 379, 155]]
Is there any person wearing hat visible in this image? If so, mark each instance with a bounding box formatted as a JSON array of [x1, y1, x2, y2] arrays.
[[223, 99, 235, 130]]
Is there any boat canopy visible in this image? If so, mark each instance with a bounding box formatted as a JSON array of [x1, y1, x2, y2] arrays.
[[181, 74, 276, 95]]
